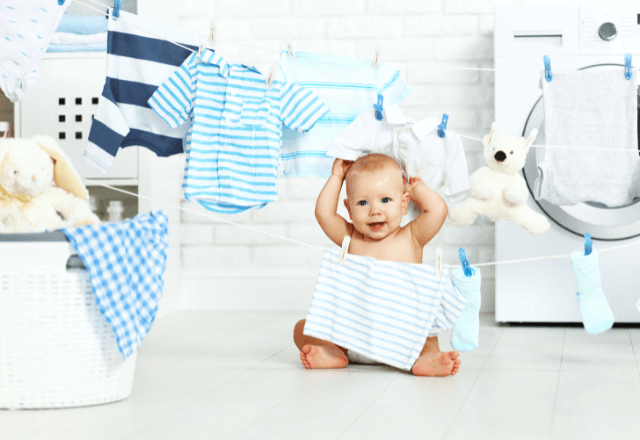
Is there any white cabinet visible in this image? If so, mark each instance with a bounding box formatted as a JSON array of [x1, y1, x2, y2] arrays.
[[14, 52, 139, 182], [13, 52, 182, 317]]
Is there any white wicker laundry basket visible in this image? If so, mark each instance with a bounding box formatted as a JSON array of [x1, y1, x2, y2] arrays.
[[0, 233, 136, 410]]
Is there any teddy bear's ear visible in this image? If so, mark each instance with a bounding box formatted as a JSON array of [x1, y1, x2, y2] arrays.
[[525, 128, 538, 150], [482, 122, 500, 147], [32, 136, 89, 201]]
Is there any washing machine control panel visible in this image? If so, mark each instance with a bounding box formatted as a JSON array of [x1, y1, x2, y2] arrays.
[[580, 6, 639, 55]]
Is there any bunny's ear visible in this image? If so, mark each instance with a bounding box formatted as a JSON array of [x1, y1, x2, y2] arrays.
[[33, 136, 89, 200], [0, 139, 12, 177], [482, 122, 500, 147]]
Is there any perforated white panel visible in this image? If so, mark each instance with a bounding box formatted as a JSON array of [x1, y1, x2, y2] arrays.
[[16, 53, 138, 180]]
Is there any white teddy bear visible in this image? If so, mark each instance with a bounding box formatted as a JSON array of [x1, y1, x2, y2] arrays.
[[447, 122, 550, 235], [0, 135, 100, 233]]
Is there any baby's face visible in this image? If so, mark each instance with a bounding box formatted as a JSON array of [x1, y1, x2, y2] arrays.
[[345, 167, 409, 241]]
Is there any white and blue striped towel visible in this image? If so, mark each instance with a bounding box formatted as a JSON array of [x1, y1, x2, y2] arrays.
[[304, 250, 466, 371], [61, 210, 169, 359], [84, 9, 199, 174]]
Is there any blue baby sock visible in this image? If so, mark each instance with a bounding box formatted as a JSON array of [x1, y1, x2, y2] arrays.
[[570, 250, 614, 334], [450, 267, 482, 352]]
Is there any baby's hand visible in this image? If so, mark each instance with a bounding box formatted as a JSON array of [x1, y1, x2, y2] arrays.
[[331, 158, 353, 180], [403, 177, 424, 199]]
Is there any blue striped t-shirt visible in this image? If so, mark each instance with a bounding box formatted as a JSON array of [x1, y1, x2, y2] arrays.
[[279, 51, 413, 177], [149, 49, 330, 213]]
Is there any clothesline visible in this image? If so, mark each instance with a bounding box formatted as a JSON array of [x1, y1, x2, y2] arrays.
[[84, 179, 640, 270], [72, 0, 639, 75], [69, 0, 640, 269], [320, 94, 640, 153], [72, 0, 640, 153]]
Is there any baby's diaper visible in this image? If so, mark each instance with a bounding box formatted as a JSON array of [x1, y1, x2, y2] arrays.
[[346, 350, 380, 365]]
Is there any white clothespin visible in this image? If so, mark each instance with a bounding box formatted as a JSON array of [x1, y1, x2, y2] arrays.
[[0, 122, 9, 138], [266, 60, 279, 88], [286, 38, 296, 62], [372, 43, 381, 70], [435, 248, 443, 279], [339, 236, 351, 265], [198, 36, 206, 59], [209, 19, 217, 47]]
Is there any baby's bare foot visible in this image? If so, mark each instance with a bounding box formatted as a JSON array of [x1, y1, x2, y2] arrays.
[[299, 345, 348, 369], [412, 351, 461, 377]]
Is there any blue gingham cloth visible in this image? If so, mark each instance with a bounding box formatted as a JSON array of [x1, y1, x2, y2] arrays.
[[61, 210, 169, 359]]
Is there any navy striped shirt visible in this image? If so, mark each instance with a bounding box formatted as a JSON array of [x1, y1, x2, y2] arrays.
[[84, 10, 199, 174], [150, 49, 330, 213]]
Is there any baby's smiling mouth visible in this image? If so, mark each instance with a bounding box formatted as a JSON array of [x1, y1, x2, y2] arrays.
[[368, 221, 386, 231]]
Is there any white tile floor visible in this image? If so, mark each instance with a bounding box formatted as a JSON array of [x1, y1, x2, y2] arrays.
[[3, 312, 640, 440]]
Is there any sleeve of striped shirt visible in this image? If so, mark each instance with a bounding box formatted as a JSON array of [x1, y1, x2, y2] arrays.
[[376, 64, 413, 106], [148, 52, 196, 129], [279, 80, 331, 133]]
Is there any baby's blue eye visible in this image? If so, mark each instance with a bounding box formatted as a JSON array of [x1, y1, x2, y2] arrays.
[[381, 197, 390, 203], [357, 200, 368, 206]]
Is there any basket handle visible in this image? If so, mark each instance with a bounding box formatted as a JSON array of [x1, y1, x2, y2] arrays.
[[66, 254, 87, 271]]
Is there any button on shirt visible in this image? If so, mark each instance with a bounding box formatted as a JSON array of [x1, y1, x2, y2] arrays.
[[149, 49, 330, 213], [327, 104, 469, 196]]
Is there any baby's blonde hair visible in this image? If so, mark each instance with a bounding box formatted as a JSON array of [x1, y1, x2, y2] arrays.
[[345, 154, 403, 197]]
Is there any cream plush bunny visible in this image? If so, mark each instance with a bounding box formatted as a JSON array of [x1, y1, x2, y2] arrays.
[[447, 123, 550, 235], [0, 135, 100, 233]]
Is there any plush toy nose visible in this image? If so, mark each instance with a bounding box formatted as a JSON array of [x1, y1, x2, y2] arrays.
[[494, 151, 507, 162]]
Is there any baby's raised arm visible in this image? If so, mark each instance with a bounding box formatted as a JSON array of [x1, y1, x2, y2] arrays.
[[315, 159, 354, 246], [405, 178, 448, 248]]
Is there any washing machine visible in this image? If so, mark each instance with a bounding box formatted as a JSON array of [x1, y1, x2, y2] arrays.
[[494, 5, 640, 323]]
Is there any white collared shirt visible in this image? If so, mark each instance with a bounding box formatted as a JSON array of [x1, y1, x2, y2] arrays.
[[327, 104, 469, 195]]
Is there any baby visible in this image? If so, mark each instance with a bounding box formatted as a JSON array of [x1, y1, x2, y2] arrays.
[[293, 153, 461, 376]]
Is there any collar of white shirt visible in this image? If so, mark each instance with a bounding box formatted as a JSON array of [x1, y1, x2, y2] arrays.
[[383, 104, 441, 141]]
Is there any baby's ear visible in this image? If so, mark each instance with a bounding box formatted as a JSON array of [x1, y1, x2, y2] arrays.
[[343, 199, 351, 218], [401, 192, 411, 215]]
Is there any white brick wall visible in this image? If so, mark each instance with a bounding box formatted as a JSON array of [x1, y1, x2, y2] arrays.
[[161, 0, 511, 312]]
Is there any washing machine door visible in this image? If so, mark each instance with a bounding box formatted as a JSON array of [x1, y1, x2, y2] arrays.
[[522, 64, 640, 240]]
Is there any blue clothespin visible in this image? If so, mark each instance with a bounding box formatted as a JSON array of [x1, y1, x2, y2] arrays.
[[373, 94, 383, 121], [584, 233, 592, 256], [458, 248, 473, 277], [57, 0, 65, 5], [544, 55, 552, 82], [113, 0, 122, 18], [625, 53, 632, 80], [437, 114, 448, 138]]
